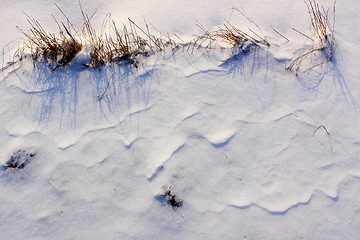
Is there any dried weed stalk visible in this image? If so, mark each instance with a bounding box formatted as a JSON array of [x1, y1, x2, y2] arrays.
[[286, 0, 336, 75]]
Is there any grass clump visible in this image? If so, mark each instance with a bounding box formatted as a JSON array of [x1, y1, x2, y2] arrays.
[[286, 0, 336, 75], [17, 6, 83, 70], [196, 7, 269, 53], [107, 18, 174, 66]]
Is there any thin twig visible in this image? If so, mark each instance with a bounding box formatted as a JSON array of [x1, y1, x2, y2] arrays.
[[98, 72, 115, 100], [292, 27, 314, 41], [272, 27, 289, 42]]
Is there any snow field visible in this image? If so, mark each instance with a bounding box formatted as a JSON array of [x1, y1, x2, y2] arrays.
[[1, 0, 360, 239]]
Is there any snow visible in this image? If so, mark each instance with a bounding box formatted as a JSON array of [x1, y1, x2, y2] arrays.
[[1, 0, 360, 239]]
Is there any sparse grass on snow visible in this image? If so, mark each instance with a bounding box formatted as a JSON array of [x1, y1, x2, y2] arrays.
[[1, 0, 338, 81]]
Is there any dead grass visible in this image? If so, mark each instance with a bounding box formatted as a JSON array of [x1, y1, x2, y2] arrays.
[[196, 7, 269, 52], [286, 0, 336, 75], [11, 3, 177, 71], [16, 7, 83, 70], [5, 4, 270, 72], [80, 6, 111, 70], [3, 1, 336, 75]]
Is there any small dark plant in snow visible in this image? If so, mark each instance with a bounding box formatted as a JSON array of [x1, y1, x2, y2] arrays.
[[1, 150, 35, 170], [286, 0, 336, 76], [155, 187, 183, 209]]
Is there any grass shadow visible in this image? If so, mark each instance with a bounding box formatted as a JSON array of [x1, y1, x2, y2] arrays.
[[11, 56, 154, 127]]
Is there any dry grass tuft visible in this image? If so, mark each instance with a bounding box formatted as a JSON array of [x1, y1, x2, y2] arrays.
[[214, 20, 268, 49], [16, 7, 83, 70], [286, 0, 336, 75], [196, 7, 269, 52], [103, 17, 177, 69], [80, 6, 111, 70]]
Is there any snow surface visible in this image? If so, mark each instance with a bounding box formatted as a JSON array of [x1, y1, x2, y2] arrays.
[[1, 0, 360, 239]]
